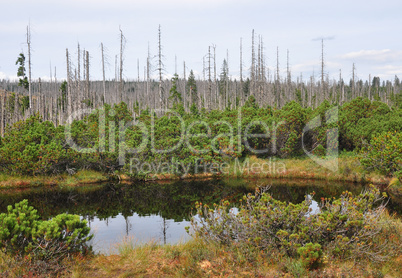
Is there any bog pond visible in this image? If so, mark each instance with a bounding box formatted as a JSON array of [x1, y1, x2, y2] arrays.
[[0, 178, 400, 254]]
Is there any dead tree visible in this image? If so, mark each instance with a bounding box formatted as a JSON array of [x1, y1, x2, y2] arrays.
[[213, 44, 217, 109], [119, 27, 126, 103], [208, 46, 212, 109], [27, 24, 32, 109], [276, 46, 281, 107], [240, 37, 244, 105], [85, 50, 90, 106], [101, 42, 106, 104], [251, 29, 256, 96], [320, 39, 326, 103], [183, 61, 186, 111], [157, 25, 164, 109], [66, 48, 72, 119], [77, 43, 81, 108], [352, 63, 356, 99]]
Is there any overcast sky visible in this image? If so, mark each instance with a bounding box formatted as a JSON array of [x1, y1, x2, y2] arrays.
[[1, 0, 401, 83]]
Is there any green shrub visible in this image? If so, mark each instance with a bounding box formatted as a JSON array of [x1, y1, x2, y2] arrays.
[[0, 199, 39, 254], [190, 185, 397, 263], [360, 131, 402, 176], [31, 213, 92, 261], [0, 200, 92, 262], [297, 242, 323, 269]]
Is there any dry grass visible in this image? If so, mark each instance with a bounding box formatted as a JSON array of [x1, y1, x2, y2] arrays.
[[68, 202, 402, 278], [0, 170, 108, 188], [69, 236, 402, 278], [0, 154, 391, 188], [72, 238, 270, 278], [1, 212, 401, 277], [118, 154, 391, 185], [226, 155, 391, 185]]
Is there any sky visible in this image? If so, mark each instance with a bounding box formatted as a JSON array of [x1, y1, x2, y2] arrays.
[[1, 0, 401, 83]]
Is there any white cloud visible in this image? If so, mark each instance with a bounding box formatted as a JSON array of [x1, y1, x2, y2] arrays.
[[311, 36, 335, 41], [340, 49, 402, 63], [292, 60, 341, 73], [0, 72, 18, 81], [30, 0, 243, 10], [374, 65, 402, 76]]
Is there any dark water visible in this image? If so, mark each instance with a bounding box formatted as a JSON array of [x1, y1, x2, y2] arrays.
[[0, 178, 400, 254]]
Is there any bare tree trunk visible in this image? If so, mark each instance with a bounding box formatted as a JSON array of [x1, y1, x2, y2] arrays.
[[158, 25, 163, 109], [276, 46, 281, 107], [86, 51, 90, 106], [340, 69, 345, 104], [226, 49, 229, 108], [309, 75, 313, 108], [239, 37, 243, 106], [66, 49, 72, 119], [250, 29, 255, 97], [14, 90, 19, 122], [38, 78, 42, 118], [137, 58, 140, 81], [208, 46, 212, 109], [119, 27, 125, 103], [352, 63, 356, 99], [0, 95, 4, 136], [77, 43, 81, 110], [146, 43, 151, 109], [287, 49, 291, 102], [321, 39, 325, 103], [183, 61, 186, 111], [101, 43, 106, 104], [27, 24, 32, 109]]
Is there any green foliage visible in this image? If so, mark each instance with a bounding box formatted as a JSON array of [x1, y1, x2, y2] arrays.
[[187, 70, 197, 104], [190, 185, 398, 264], [0, 199, 39, 254], [190, 103, 199, 116], [242, 78, 250, 98], [339, 97, 401, 151], [59, 81, 68, 109], [360, 131, 402, 176], [219, 59, 228, 97], [0, 200, 92, 262], [297, 242, 323, 269], [31, 213, 92, 261], [243, 95, 258, 109], [0, 114, 73, 175], [19, 95, 30, 113], [15, 53, 29, 91], [0, 96, 398, 177], [169, 73, 182, 108]]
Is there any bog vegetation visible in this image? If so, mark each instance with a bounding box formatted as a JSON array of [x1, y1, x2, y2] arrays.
[[0, 199, 92, 275], [0, 97, 400, 182], [0, 27, 401, 277], [190, 185, 401, 269]]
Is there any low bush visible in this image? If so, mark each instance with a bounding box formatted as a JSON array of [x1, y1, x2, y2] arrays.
[[0, 200, 92, 264], [189, 185, 401, 268], [360, 131, 402, 178], [297, 242, 323, 270]]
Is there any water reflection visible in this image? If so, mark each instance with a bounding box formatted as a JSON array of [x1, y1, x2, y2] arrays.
[[0, 178, 399, 254], [88, 213, 191, 254]]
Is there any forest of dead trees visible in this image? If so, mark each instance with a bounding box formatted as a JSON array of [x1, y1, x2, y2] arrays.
[[0, 28, 401, 136]]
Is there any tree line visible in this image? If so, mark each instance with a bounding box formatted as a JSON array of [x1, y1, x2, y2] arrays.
[[0, 28, 401, 134]]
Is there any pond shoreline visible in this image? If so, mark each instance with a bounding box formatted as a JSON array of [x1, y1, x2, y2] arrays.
[[0, 169, 401, 277], [0, 156, 396, 189]]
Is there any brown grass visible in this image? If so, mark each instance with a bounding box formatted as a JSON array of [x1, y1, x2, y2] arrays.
[[0, 170, 109, 189], [119, 155, 391, 185], [69, 235, 402, 278]]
